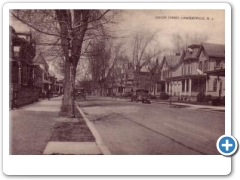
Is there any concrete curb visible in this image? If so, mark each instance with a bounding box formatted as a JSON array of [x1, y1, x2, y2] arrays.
[[75, 103, 111, 155], [43, 142, 102, 155]]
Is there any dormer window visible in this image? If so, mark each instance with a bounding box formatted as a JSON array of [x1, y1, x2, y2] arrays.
[[13, 46, 20, 58], [188, 48, 193, 54], [216, 61, 221, 67], [199, 61, 202, 70]]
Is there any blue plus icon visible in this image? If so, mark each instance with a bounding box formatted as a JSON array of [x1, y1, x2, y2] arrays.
[[217, 135, 238, 156]]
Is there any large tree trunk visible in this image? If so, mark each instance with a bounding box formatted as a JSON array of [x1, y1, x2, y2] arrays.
[[56, 10, 89, 116], [63, 58, 71, 106]]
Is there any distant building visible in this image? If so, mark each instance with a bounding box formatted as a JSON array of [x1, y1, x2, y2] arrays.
[[32, 53, 51, 96]]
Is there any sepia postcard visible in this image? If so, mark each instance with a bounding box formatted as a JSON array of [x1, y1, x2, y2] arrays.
[[3, 2, 231, 176]]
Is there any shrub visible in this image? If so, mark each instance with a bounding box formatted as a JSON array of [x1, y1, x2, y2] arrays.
[[122, 92, 133, 97], [197, 92, 205, 102], [159, 92, 170, 100], [149, 94, 157, 99], [212, 97, 221, 106], [220, 96, 225, 105], [205, 95, 212, 102]]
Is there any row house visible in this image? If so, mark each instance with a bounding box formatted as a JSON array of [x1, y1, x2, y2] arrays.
[[110, 42, 224, 100], [123, 62, 135, 93], [55, 79, 64, 95], [10, 26, 63, 108], [198, 43, 225, 97], [159, 53, 186, 98], [10, 26, 36, 88], [32, 52, 51, 95], [33, 53, 63, 96], [116, 60, 162, 96], [144, 59, 162, 96], [110, 62, 135, 96], [159, 43, 225, 100], [10, 26, 39, 107]]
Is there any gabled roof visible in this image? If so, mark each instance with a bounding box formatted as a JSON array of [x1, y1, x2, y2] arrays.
[[33, 52, 48, 66], [164, 55, 181, 67], [33, 64, 45, 72], [48, 70, 55, 77], [160, 52, 185, 70], [10, 26, 17, 38], [184, 44, 201, 60], [201, 43, 225, 58], [140, 65, 149, 73], [139, 57, 162, 73]]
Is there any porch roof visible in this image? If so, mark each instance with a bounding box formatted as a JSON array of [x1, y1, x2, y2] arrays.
[[165, 74, 207, 81], [43, 79, 51, 84], [206, 69, 225, 77]]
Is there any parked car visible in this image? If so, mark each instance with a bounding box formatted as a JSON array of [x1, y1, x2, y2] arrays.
[[52, 91, 59, 97], [131, 89, 150, 103], [75, 88, 86, 100]]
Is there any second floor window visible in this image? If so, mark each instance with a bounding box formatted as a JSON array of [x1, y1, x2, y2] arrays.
[[163, 69, 168, 79], [199, 61, 202, 70], [203, 61, 208, 72], [188, 63, 191, 74], [13, 46, 20, 58], [183, 64, 187, 75], [215, 61, 222, 69], [182, 80, 185, 91], [213, 78, 217, 92]]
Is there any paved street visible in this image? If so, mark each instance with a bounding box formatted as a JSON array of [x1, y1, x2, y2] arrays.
[[77, 96, 225, 155]]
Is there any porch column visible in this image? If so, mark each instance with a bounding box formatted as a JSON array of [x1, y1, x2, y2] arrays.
[[32, 68, 35, 86], [165, 82, 167, 93], [205, 77, 208, 94], [42, 72, 44, 92], [169, 82, 171, 95], [184, 79, 187, 96], [177, 81, 179, 97], [188, 78, 192, 99], [155, 84, 157, 95], [180, 81, 182, 98], [172, 82, 175, 96], [217, 77, 221, 97], [17, 61, 21, 85]]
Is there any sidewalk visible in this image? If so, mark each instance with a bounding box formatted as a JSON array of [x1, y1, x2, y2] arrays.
[[100, 96, 225, 112], [151, 100, 225, 111], [9, 96, 102, 155]]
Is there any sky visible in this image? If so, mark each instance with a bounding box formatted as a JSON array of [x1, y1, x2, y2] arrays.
[[10, 9, 225, 45], [116, 10, 225, 50], [10, 9, 225, 79]]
